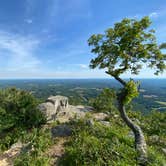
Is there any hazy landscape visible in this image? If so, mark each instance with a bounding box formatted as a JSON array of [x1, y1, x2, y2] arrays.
[[0, 79, 166, 113]]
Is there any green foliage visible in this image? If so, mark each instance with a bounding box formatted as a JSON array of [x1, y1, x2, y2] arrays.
[[141, 111, 166, 136], [14, 155, 50, 166], [147, 146, 166, 166], [0, 88, 46, 151], [60, 111, 166, 166], [122, 80, 139, 104], [14, 128, 52, 166], [88, 16, 166, 76], [88, 17, 166, 164], [89, 88, 117, 113], [60, 119, 136, 166], [159, 43, 166, 49], [0, 88, 46, 130]]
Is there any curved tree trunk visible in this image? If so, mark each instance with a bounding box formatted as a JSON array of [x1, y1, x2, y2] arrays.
[[108, 74, 148, 165], [118, 99, 147, 165]]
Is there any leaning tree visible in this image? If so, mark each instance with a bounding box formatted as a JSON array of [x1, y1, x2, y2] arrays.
[[88, 16, 166, 165]]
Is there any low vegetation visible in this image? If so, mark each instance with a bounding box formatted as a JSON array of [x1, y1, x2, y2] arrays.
[[60, 111, 166, 166], [0, 88, 46, 151], [0, 88, 165, 165], [14, 128, 53, 166]]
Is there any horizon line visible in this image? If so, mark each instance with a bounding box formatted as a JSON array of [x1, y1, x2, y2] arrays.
[[0, 78, 165, 80]]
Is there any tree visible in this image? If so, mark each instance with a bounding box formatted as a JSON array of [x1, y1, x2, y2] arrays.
[[90, 88, 117, 113], [88, 16, 166, 165]]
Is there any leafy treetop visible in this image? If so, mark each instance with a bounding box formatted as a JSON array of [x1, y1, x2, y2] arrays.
[[88, 16, 166, 77]]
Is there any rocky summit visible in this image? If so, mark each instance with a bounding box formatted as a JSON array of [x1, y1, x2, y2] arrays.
[[38, 95, 93, 123]]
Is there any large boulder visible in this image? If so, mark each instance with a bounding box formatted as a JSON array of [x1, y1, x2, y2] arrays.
[[51, 124, 72, 137], [55, 105, 87, 123], [38, 96, 69, 122], [38, 95, 93, 123], [47, 96, 69, 111]]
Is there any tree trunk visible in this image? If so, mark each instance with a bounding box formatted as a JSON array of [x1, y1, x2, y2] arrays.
[[108, 74, 148, 164], [118, 99, 147, 165]]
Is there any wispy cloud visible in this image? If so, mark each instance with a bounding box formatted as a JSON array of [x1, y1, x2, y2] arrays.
[[24, 19, 33, 24], [149, 12, 158, 18], [78, 64, 88, 69], [0, 31, 41, 72], [149, 8, 166, 19]]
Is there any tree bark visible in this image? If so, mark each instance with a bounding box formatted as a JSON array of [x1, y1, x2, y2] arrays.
[[112, 75, 147, 165], [118, 99, 147, 165]]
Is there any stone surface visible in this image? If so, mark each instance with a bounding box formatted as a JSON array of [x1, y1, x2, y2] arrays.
[[51, 125, 72, 137], [162, 148, 166, 155], [38, 96, 69, 122], [149, 135, 160, 142], [38, 95, 93, 123], [100, 121, 110, 126], [0, 141, 25, 166], [55, 105, 86, 123], [38, 102, 57, 122], [92, 112, 109, 121], [85, 119, 94, 126], [47, 96, 69, 111]]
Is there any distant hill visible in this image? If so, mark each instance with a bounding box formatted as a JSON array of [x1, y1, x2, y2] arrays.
[[0, 79, 166, 113]]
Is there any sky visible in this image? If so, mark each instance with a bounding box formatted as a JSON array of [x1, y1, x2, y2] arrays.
[[0, 0, 165, 79]]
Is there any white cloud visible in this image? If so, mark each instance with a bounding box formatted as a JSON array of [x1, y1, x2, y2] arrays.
[[0, 31, 41, 72], [149, 12, 158, 18], [149, 8, 166, 19], [24, 19, 33, 24], [78, 64, 88, 69]]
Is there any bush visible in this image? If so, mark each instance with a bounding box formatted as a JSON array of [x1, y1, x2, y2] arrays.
[[0, 88, 46, 151], [89, 88, 117, 113]]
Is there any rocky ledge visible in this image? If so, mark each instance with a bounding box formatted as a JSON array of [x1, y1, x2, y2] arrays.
[[38, 95, 94, 123]]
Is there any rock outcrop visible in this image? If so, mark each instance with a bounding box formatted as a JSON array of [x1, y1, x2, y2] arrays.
[[38, 95, 93, 123]]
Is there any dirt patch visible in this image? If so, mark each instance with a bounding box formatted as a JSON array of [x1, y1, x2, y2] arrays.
[[0, 142, 23, 166], [45, 137, 67, 166]]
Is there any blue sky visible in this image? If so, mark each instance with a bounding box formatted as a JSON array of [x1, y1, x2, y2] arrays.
[[0, 0, 165, 78]]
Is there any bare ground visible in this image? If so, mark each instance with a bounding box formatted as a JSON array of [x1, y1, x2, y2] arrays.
[[45, 137, 67, 166]]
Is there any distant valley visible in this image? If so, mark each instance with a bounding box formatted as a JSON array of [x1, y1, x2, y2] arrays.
[[0, 79, 165, 113]]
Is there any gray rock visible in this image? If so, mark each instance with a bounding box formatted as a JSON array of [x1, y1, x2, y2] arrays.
[[38, 95, 69, 122], [162, 148, 166, 155], [100, 121, 110, 126], [38, 102, 57, 122], [47, 95, 69, 111], [149, 135, 160, 142], [86, 119, 94, 126], [11, 141, 23, 149], [51, 125, 72, 137], [38, 95, 93, 123], [92, 113, 109, 121]]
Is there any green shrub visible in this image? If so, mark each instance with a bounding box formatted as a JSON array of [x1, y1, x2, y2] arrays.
[[0, 88, 46, 130], [89, 88, 117, 113], [0, 88, 46, 151]]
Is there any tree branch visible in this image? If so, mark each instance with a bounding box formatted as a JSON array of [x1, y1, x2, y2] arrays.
[[105, 71, 126, 86]]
